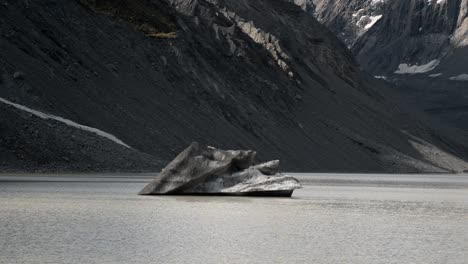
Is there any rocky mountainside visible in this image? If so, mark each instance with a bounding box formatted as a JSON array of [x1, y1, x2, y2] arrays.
[[353, 0, 467, 76], [311, 0, 468, 133], [354, 0, 468, 133], [1, 0, 468, 173], [312, 0, 387, 47]]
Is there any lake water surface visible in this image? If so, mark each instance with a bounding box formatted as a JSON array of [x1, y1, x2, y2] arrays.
[[1, 174, 467, 264]]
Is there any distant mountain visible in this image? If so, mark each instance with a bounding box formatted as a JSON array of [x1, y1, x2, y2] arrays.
[[1, 0, 467, 173], [312, 0, 468, 133]]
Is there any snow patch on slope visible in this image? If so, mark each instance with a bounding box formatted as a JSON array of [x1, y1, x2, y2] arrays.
[[427, 0, 446, 5], [394, 60, 440, 74], [374, 75, 387, 80], [355, 14, 383, 31], [428, 73, 442, 77], [449, 74, 468, 81], [0, 97, 131, 148], [364, 15, 383, 30]]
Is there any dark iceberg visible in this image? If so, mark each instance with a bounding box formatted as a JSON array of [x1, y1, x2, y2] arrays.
[[138, 142, 301, 197]]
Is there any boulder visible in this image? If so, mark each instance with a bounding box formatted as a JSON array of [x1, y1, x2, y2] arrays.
[[138, 142, 301, 197], [13, 71, 25, 80]]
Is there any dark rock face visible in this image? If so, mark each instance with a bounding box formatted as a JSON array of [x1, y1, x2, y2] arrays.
[[352, 0, 465, 75], [312, 0, 468, 134], [311, 0, 386, 47], [138, 142, 301, 196], [310, 0, 467, 76], [0, 0, 467, 172], [352, 0, 468, 134], [311, 0, 466, 62]]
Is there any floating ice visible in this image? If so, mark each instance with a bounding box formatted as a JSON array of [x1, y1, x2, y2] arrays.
[[139, 142, 301, 197]]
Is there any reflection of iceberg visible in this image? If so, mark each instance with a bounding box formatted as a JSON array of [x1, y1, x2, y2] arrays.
[[139, 142, 301, 197]]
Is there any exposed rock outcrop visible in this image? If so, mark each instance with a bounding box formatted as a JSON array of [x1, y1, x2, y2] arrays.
[[452, 0, 468, 47], [139, 142, 301, 196], [307, 0, 386, 46]]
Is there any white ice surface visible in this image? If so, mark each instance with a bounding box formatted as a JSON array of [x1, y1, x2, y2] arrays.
[[0, 97, 131, 148], [221, 173, 302, 193]]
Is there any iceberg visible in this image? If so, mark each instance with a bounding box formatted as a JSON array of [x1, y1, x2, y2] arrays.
[[138, 142, 301, 197]]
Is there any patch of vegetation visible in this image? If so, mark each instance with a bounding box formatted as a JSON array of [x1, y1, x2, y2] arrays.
[[79, 0, 177, 38]]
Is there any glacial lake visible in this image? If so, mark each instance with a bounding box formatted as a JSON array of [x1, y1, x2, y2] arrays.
[[0, 173, 467, 264]]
